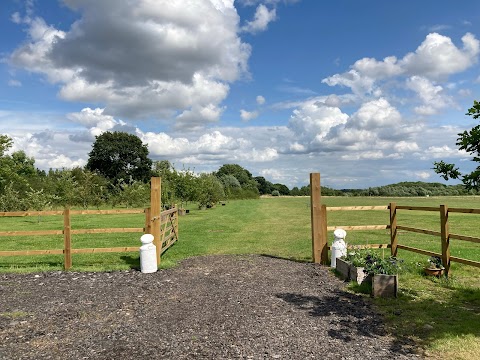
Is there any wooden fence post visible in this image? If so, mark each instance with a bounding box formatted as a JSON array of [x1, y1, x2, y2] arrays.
[[440, 204, 451, 276], [150, 177, 162, 264], [63, 208, 72, 270], [389, 202, 398, 256], [320, 204, 328, 264], [310, 173, 327, 264], [144, 207, 152, 235]]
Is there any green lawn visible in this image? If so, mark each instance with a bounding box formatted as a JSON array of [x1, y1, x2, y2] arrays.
[[1, 196, 479, 359]]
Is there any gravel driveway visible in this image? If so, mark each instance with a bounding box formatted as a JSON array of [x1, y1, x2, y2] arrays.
[[0, 255, 421, 359]]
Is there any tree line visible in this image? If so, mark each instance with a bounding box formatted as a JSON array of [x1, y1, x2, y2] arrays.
[[2, 99, 480, 213], [0, 132, 304, 211]]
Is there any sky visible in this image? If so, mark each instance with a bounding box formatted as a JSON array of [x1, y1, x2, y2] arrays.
[[1, 0, 479, 189]]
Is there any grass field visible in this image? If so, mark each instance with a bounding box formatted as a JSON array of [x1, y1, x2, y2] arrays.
[[1, 196, 479, 359]]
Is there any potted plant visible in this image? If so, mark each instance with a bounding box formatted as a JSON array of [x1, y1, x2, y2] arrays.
[[364, 253, 400, 298], [347, 251, 370, 284], [424, 256, 445, 277], [336, 250, 370, 284]]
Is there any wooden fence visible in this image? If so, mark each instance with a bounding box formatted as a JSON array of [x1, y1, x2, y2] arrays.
[[0, 177, 178, 270], [310, 173, 480, 277]]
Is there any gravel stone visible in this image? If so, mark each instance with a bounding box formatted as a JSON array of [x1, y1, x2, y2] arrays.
[[0, 254, 422, 359]]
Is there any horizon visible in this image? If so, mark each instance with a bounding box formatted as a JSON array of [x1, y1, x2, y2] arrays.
[[1, 0, 478, 189]]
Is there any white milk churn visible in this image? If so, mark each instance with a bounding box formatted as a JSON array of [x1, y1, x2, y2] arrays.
[[139, 234, 158, 273], [330, 228, 347, 268]]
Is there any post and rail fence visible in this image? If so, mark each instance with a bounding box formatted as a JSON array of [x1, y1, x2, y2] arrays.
[[310, 173, 480, 276], [0, 177, 178, 270]]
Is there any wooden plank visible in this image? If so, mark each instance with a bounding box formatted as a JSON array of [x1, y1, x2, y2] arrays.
[[310, 173, 322, 264], [0, 230, 63, 236], [449, 256, 480, 268], [396, 244, 440, 258], [448, 208, 480, 214], [327, 206, 388, 211], [449, 233, 480, 244], [161, 208, 177, 216], [390, 202, 398, 257], [71, 228, 143, 234], [395, 205, 439, 212], [440, 204, 451, 276], [0, 249, 64, 256], [70, 209, 144, 215], [151, 177, 162, 263], [63, 208, 72, 270], [327, 244, 391, 250], [327, 225, 389, 231], [396, 225, 441, 237], [0, 210, 64, 217], [71, 247, 138, 254]]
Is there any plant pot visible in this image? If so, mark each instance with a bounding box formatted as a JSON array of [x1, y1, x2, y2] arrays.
[[424, 267, 444, 277], [372, 274, 398, 298], [335, 258, 351, 280]]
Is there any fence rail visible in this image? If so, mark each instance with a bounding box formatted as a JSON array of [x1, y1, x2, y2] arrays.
[[309, 173, 480, 276], [0, 177, 178, 270]]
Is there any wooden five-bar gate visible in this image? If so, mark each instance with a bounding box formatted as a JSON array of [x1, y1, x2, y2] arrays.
[[0, 177, 177, 270]]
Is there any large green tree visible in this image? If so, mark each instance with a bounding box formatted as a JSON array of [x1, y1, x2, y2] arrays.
[[86, 131, 152, 186], [433, 100, 480, 190]]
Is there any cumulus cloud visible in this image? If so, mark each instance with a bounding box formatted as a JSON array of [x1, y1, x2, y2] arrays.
[[322, 32, 480, 96], [401, 32, 479, 80], [8, 0, 251, 125], [406, 76, 452, 115], [256, 95, 266, 105], [241, 4, 276, 33], [240, 109, 259, 121]]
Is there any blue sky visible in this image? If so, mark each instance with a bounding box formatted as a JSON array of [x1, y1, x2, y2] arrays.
[[1, 0, 479, 188]]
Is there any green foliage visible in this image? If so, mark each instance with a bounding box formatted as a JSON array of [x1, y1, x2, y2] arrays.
[[86, 131, 152, 186], [271, 190, 280, 196], [0, 134, 13, 157], [0, 182, 25, 211], [433, 100, 480, 190], [197, 173, 225, 208], [363, 252, 402, 275]]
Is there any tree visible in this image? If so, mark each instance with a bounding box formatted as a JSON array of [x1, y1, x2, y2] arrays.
[[197, 174, 224, 208], [433, 100, 480, 190], [86, 131, 152, 186]]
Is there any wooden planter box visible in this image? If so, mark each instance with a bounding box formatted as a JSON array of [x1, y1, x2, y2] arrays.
[[372, 274, 398, 298], [335, 258, 351, 280], [350, 265, 370, 284]]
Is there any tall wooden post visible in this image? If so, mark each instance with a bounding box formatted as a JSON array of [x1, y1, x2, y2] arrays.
[[150, 177, 162, 263], [310, 173, 327, 264], [63, 207, 72, 270], [389, 202, 398, 256], [144, 207, 152, 235], [440, 204, 451, 276], [320, 204, 328, 264]]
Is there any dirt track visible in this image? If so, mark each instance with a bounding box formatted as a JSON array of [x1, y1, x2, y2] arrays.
[[0, 255, 421, 359]]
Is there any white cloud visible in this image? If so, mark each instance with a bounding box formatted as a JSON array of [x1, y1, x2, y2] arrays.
[[240, 109, 259, 121], [8, 79, 22, 87], [406, 76, 452, 115], [241, 4, 276, 33], [322, 32, 480, 95], [256, 95, 266, 105], [8, 0, 251, 126], [400, 32, 479, 80]]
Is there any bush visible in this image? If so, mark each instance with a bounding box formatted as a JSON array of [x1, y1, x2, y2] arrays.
[[271, 190, 280, 196]]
